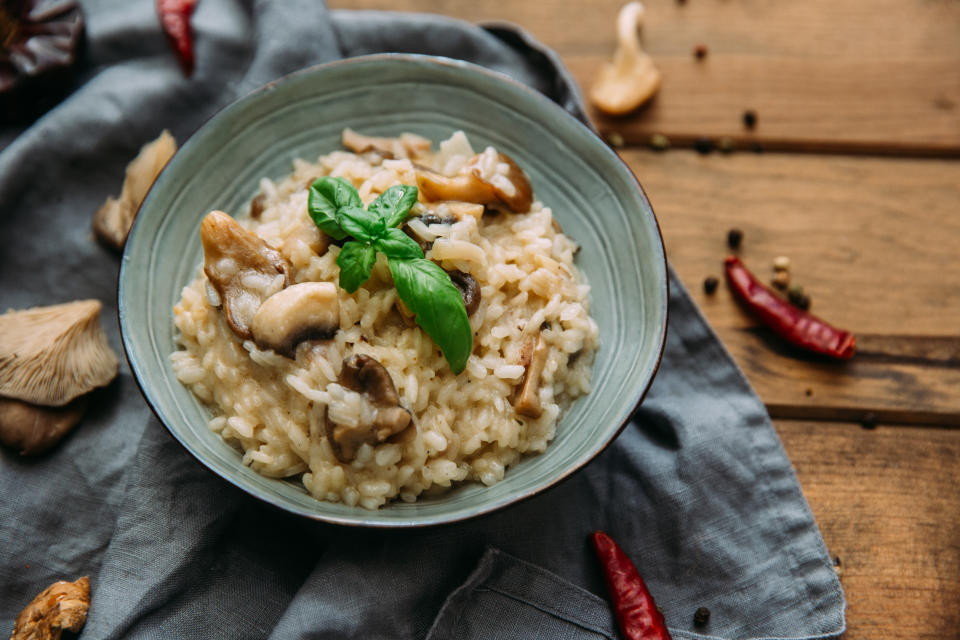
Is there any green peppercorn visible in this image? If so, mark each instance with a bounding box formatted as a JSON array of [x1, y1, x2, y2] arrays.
[[727, 228, 743, 249], [703, 276, 719, 294], [693, 607, 711, 626], [718, 137, 735, 153], [607, 131, 625, 147], [649, 133, 670, 151]]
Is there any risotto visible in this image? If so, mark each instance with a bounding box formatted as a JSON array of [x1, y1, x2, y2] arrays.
[[171, 130, 598, 509]]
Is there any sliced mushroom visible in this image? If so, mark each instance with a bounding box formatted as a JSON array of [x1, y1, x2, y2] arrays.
[[0, 396, 88, 456], [92, 130, 177, 250], [11, 576, 90, 640], [200, 210, 292, 340], [341, 128, 432, 160], [514, 332, 549, 419], [326, 354, 412, 462], [417, 149, 533, 213], [446, 269, 481, 316], [249, 282, 340, 358], [0, 299, 118, 407], [589, 2, 662, 115]]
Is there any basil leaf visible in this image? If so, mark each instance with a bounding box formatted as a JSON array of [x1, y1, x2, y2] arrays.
[[337, 241, 377, 293], [369, 185, 419, 228], [375, 227, 424, 260], [338, 205, 384, 242], [388, 258, 471, 374], [308, 177, 361, 240]]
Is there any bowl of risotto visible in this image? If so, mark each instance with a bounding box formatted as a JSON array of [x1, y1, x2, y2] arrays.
[[119, 54, 668, 527]]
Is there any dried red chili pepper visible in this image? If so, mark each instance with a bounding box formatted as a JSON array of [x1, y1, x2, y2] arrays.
[[724, 256, 855, 359], [157, 0, 197, 75], [591, 531, 673, 640]]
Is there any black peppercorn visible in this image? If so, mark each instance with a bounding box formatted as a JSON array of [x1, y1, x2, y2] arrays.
[[742, 110, 757, 129], [703, 276, 719, 295], [693, 606, 711, 626], [726, 228, 743, 250], [693, 137, 714, 154], [693, 44, 708, 60]]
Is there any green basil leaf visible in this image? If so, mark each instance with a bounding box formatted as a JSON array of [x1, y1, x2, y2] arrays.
[[388, 258, 471, 374], [308, 177, 361, 240], [375, 227, 424, 260], [369, 185, 419, 228], [337, 205, 383, 242], [337, 241, 377, 293]]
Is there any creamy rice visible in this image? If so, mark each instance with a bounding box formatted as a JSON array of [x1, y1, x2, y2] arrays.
[[171, 131, 598, 509]]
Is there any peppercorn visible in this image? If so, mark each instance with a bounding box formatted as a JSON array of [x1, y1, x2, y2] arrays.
[[795, 293, 811, 310], [693, 606, 711, 626], [718, 137, 735, 153], [805, 387, 814, 397], [861, 412, 877, 430], [649, 133, 671, 151], [787, 283, 804, 304], [703, 276, 719, 295], [607, 131, 625, 148], [742, 109, 757, 129], [693, 137, 714, 154], [833, 556, 844, 578], [726, 228, 743, 250], [771, 270, 790, 290], [773, 255, 791, 271], [693, 44, 708, 60]]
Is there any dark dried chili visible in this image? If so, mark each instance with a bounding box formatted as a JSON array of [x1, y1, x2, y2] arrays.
[[591, 531, 673, 640], [157, 0, 197, 75], [724, 256, 855, 359]]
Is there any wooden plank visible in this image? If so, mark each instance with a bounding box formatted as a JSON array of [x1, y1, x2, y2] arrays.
[[329, 0, 960, 154], [777, 419, 960, 639], [616, 148, 960, 425]]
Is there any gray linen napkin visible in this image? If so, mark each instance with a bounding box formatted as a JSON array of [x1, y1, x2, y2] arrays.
[[0, 1, 845, 638]]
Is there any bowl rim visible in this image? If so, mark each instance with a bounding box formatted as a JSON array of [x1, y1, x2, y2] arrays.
[[118, 52, 669, 528]]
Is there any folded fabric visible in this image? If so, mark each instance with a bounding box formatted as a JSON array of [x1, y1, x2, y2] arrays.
[[0, 1, 844, 638]]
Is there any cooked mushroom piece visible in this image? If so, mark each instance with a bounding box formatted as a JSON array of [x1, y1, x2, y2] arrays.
[[514, 332, 550, 418], [0, 396, 88, 456], [417, 149, 533, 213], [589, 2, 661, 115], [326, 354, 412, 462], [11, 576, 90, 640], [201, 210, 292, 340], [92, 130, 177, 250], [250, 282, 340, 358], [446, 269, 481, 316], [0, 299, 118, 407], [341, 128, 432, 160]]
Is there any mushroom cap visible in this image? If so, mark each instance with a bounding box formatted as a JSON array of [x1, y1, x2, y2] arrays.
[[0, 299, 119, 406], [0, 396, 87, 456]]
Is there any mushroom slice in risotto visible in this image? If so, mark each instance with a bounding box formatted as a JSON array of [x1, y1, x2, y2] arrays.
[[326, 354, 412, 462], [416, 148, 533, 213], [250, 282, 340, 358], [514, 330, 550, 419], [200, 210, 292, 339], [341, 128, 432, 160]]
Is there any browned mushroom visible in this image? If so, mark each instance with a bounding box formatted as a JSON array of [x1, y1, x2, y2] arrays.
[[249, 282, 340, 358], [417, 150, 533, 213], [92, 130, 177, 250], [514, 332, 549, 419], [11, 576, 90, 640], [326, 354, 412, 462], [446, 269, 481, 316], [200, 210, 292, 340], [341, 128, 432, 160], [0, 396, 88, 456], [0, 299, 118, 407]]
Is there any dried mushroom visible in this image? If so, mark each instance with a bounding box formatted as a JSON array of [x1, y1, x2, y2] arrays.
[[514, 331, 549, 418], [11, 576, 90, 640], [92, 130, 177, 250], [327, 354, 412, 462], [590, 2, 661, 115], [0, 396, 87, 456], [250, 282, 340, 358], [201, 210, 292, 340], [417, 149, 533, 213], [0, 299, 118, 407], [341, 128, 431, 160]]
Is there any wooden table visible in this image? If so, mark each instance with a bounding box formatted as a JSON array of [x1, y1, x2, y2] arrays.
[[328, 1, 960, 636]]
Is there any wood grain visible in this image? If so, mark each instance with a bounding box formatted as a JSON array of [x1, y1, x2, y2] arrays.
[[617, 148, 960, 425], [778, 420, 960, 639], [329, 0, 960, 154]]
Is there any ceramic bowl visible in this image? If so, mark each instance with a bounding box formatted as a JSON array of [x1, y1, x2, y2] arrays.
[[119, 54, 667, 527]]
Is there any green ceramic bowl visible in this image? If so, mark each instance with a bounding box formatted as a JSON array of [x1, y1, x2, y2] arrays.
[[119, 54, 667, 527]]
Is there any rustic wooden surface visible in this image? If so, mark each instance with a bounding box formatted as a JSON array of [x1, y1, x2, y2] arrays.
[[326, 1, 960, 637]]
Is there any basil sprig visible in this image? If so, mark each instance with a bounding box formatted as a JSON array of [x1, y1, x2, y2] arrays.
[[308, 177, 472, 374]]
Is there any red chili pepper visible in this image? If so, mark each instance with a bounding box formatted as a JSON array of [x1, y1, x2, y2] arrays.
[[591, 531, 673, 640], [157, 0, 197, 75], [724, 256, 855, 359]]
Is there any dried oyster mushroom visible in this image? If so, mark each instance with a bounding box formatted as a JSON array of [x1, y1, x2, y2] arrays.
[[417, 149, 533, 213], [92, 130, 177, 250], [0, 396, 87, 455], [201, 210, 292, 340], [0, 299, 118, 407], [11, 576, 90, 640], [590, 2, 662, 116], [341, 128, 432, 160]]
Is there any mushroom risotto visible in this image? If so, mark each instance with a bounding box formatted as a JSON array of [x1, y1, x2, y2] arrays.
[[171, 130, 598, 509]]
